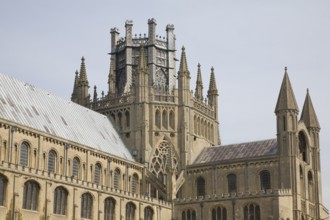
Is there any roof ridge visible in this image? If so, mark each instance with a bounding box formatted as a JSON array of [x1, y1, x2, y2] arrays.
[[214, 138, 277, 148]]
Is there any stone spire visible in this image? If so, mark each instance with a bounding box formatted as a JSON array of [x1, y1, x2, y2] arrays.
[[71, 70, 79, 102], [108, 58, 116, 95], [275, 67, 298, 113], [300, 89, 320, 129], [178, 46, 190, 77], [195, 63, 204, 101], [208, 67, 218, 94], [79, 56, 89, 85]]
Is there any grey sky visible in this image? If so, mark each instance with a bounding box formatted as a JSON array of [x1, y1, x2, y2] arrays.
[[1, 0, 330, 207]]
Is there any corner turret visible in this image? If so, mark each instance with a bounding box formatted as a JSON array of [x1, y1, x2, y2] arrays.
[[300, 89, 320, 130]]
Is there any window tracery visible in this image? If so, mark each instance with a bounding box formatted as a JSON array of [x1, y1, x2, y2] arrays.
[[149, 141, 178, 182]]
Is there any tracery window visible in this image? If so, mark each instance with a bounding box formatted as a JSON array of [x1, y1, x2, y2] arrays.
[[72, 157, 80, 178], [299, 132, 308, 162], [227, 174, 237, 193], [48, 150, 57, 173], [113, 168, 121, 190], [20, 142, 29, 166], [196, 176, 205, 197], [0, 174, 8, 206], [182, 209, 196, 220], [212, 206, 227, 220], [81, 193, 93, 219], [53, 186, 68, 215], [150, 141, 178, 182], [23, 180, 40, 210], [131, 173, 138, 194], [94, 163, 101, 184], [260, 170, 271, 190], [243, 203, 260, 220], [126, 202, 136, 220], [144, 206, 154, 220], [104, 197, 116, 220]]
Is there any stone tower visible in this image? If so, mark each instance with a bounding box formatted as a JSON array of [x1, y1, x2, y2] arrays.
[[71, 19, 220, 200]]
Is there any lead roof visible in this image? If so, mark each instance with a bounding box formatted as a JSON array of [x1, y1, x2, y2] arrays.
[[194, 139, 277, 164], [0, 73, 134, 161]]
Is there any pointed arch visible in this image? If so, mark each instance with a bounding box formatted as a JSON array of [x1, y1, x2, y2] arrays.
[[169, 110, 175, 129], [243, 203, 260, 220], [125, 111, 130, 128], [23, 180, 40, 210], [117, 112, 123, 130], [113, 168, 121, 190], [308, 171, 314, 202], [72, 156, 81, 179], [104, 197, 116, 220], [144, 206, 154, 220], [126, 202, 136, 220], [155, 110, 161, 128], [212, 206, 227, 220], [53, 186, 68, 215], [194, 115, 197, 134], [0, 173, 8, 206], [162, 110, 168, 128], [299, 131, 308, 162], [81, 192, 93, 219]]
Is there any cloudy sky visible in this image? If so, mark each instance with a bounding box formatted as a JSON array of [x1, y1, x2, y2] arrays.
[[1, 0, 330, 207]]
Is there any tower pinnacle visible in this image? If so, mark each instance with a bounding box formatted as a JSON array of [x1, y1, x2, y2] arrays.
[[178, 46, 190, 77], [300, 89, 320, 129], [195, 63, 204, 101], [275, 67, 298, 113]]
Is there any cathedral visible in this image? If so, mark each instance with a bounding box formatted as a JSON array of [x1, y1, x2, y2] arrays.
[[0, 18, 328, 220]]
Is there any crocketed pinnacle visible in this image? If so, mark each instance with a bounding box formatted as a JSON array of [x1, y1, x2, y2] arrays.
[[71, 70, 79, 101], [93, 85, 98, 102], [178, 46, 190, 76], [208, 67, 218, 93], [275, 67, 298, 113], [195, 63, 204, 100], [300, 89, 320, 129], [138, 45, 147, 71], [79, 56, 89, 84]]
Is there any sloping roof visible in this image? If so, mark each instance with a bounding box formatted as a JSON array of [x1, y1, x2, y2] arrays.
[[0, 73, 134, 161], [194, 139, 277, 164]]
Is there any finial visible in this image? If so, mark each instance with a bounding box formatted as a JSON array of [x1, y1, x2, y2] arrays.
[[75, 70, 79, 75], [284, 66, 287, 73], [198, 63, 201, 68], [94, 85, 97, 90], [307, 88, 309, 93], [211, 66, 214, 72], [182, 46, 185, 51], [81, 56, 85, 62]]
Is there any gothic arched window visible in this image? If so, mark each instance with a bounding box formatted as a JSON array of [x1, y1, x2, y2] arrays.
[[260, 170, 271, 190], [48, 150, 57, 173], [227, 174, 237, 193], [0, 174, 8, 206], [53, 186, 68, 215], [169, 111, 175, 129], [94, 163, 101, 184], [196, 176, 205, 197], [104, 197, 116, 220], [125, 111, 130, 128], [308, 171, 314, 202], [113, 168, 121, 190], [126, 202, 136, 220], [162, 110, 168, 128], [182, 209, 196, 220], [20, 142, 29, 166], [243, 203, 260, 220], [131, 173, 138, 194], [81, 193, 93, 219], [72, 157, 80, 178], [299, 132, 308, 162], [212, 206, 227, 220], [155, 110, 161, 128], [144, 206, 154, 220], [23, 180, 40, 210]]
